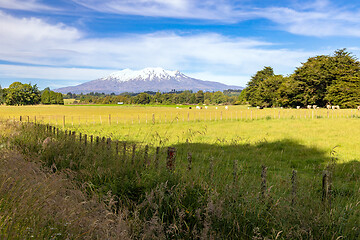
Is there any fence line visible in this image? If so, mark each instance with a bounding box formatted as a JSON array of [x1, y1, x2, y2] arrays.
[[17, 120, 334, 209], [4, 108, 360, 127]]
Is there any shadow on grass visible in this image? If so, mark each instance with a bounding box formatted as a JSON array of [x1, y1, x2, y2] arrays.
[[172, 139, 331, 174]]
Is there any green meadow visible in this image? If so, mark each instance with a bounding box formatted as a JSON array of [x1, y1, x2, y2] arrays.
[[0, 105, 359, 239]]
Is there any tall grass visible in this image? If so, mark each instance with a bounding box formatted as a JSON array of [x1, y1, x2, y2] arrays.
[[1, 120, 359, 239]]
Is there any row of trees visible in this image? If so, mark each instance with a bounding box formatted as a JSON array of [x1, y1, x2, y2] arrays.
[[241, 49, 360, 108], [41, 88, 64, 105], [74, 90, 240, 105], [0, 82, 63, 106]]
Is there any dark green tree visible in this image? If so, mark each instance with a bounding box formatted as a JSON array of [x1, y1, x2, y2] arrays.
[[244, 66, 275, 106], [41, 89, 51, 104], [195, 90, 204, 104], [325, 75, 360, 108], [0, 85, 4, 104], [50, 91, 57, 104], [289, 49, 360, 107], [56, 92, 64, 105], [256, 75, 284, 107], [5, 82, 41, 105], [212, 91, 226, 104], [134, 93, 150, 104]]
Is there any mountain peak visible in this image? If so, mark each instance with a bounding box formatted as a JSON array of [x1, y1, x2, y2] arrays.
[[55, 67, 243, 94], [101, 67, 186, 82]]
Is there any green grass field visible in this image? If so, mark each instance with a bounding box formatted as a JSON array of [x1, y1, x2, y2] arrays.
[[1, 104, 359, 163], [0, 104, 359, 239]]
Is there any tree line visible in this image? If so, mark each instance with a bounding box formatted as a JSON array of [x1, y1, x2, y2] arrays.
[[240, 49, 360, 108], [68, 90, 242, 105], [0, 82, 63, 105]]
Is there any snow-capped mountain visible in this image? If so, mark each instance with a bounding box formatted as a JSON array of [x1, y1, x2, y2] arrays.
[[101, 68, 187, 82], [55, 68, 242, 94]]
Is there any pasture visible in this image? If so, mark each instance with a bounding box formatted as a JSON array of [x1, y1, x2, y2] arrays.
[[0, 104, 359, 239], [1, 104, 360, 163]]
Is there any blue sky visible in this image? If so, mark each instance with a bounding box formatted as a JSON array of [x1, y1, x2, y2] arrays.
[[1, 0, 360, 90]]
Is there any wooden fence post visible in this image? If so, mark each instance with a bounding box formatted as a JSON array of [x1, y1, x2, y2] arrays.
[[107, 138, 111, 150], [152, 113, 155, 124], [131, 144, 136, 164], [261, 165, 267, 200], [90, 135, 93, 145], [166, 147, 176, 171], [109, 114, 111, 125], [79, 132, 82, 142], [84, 134, 87, 146], [291, 170, 297, 205], [115, 140, 119, 157], [123, 142, 127, 162], [187, 152, 192, 171], [154, 146, 160, 168]]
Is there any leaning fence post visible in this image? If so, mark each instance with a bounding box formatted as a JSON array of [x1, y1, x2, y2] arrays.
[[187, 152, 192, 171], [84, 134, 87, 146], [291, 170, 297, 205], [154, 147, 160, 168], [261, 165, 267, 200], [79, 132, 82, 142], [122, 142, 127, 162], [166, 147, 176, 171]]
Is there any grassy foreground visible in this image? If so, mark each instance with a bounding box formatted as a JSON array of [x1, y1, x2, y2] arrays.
[[0, 113, 359, 239], [1, 105, 360, 238]]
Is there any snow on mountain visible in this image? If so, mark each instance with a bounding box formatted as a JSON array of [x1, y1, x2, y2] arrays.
[[55, 67, 242, 94], [100, 68, 188, 82]]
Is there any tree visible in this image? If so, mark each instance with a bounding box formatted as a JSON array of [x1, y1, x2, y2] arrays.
[[5, 82, 41, 106], [195, 90, 204, 104], [244, 66, 275, 106], [212, 91, 226, 104], [256, 75, 284, 107], [289, 49, 360, 107], [41, 89, 51, 104], [56, 93, 64, 105], [325, 75, 360, 108], [134, 93, 150, 104], [0, 85, 4, 104]]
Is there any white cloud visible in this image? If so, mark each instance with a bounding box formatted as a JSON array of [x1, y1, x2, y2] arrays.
[[0, 0, 56, 11], [258, 6, 360, 37], [0, 11, 319, 87], [71, 0, 251, 21], [70, 0, 360, 37], [0, 64, 116, 80]]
